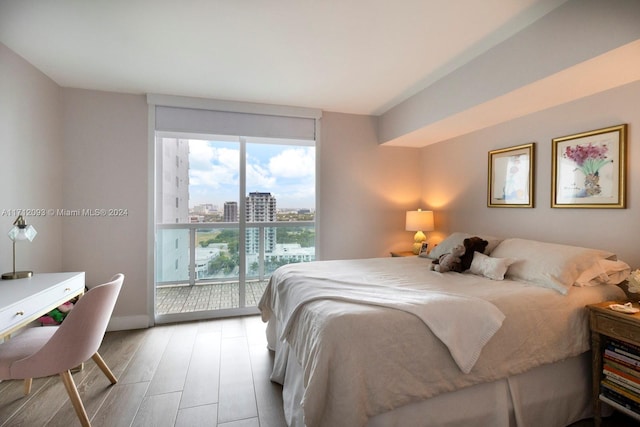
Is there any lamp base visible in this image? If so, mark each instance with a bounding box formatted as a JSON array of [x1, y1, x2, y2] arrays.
[[2, 271, 33, 280]]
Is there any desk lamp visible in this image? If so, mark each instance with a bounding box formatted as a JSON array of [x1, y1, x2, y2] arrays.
[[2, 215, 37, 280]]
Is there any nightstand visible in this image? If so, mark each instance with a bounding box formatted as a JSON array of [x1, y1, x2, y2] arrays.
[[588, 301, 640, 426], [390, 250, 416, 257]]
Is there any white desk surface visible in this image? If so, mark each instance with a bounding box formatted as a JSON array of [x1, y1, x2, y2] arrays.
[[1, 272, 85, 307], [0, 272, 86, 339]]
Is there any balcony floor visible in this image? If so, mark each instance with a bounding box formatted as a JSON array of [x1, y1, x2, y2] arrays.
[[156, 280, 269, 315]]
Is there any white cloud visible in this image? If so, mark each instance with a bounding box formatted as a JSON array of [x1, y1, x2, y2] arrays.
[[268, 147, 315, 178], [186, 140, 315, 208], [188, 142, 216, 169], [247, 162, 276, 188], [189, 143, 239, 189], [272, 182, 315, 202]]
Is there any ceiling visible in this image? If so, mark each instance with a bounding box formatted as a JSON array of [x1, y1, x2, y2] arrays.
[[0, 0, 569, 117]]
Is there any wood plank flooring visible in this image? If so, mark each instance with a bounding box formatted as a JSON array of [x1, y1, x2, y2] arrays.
[[1, 314, 637, 427], [0, 315, 285, 427]]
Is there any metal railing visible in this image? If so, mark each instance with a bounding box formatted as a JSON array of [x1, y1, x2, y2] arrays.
[[156, 221, 315, 288]]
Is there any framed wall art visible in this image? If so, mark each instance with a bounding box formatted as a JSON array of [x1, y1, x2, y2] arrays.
[[551, 124, 627, 208], [488, 143, 535, 208]]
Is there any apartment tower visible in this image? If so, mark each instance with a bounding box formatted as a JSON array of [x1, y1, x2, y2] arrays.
[[245, 192, 277, 254]]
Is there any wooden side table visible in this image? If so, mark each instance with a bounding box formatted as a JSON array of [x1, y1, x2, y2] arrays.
[[588, 300, 640, 426], [390, 250, 416, 257]]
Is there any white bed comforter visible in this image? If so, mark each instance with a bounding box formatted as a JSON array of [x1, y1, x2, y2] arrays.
[[275, 272, 505, 373], [259, 257, 625, 427]]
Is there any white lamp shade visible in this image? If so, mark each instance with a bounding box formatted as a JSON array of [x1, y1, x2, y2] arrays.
[[8, 224, 37, 242], [405, 210, 434, 232]]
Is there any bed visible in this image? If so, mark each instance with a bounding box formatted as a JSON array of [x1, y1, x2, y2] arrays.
[[258, 234, 630, 427]]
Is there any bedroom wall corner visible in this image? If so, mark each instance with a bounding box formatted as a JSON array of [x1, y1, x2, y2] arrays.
[[419, 80, 640, 268], [60, 88, 149, 324], [0, 42, 63, 275], [319, 112, 422, 260]]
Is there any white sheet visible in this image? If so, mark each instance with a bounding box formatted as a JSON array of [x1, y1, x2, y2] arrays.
[[260, 257, 626, 427], [274, 274, 504, 373]]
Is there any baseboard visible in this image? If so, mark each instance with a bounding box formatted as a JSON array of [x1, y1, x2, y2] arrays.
[[107, 315, 151, 331]]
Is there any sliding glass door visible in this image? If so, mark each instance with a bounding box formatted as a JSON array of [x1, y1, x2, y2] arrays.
[[155, 133, 315, 322]]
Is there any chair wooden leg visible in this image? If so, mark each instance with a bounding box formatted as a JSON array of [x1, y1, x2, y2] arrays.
[[23, 378, 32, 395], [60, 370, 91, 427], [91, 352, 117, 384]]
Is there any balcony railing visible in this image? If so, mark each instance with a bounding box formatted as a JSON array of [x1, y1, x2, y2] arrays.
[[156, 221, 315, 289]]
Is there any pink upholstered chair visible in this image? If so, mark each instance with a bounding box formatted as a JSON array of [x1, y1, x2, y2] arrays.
[[0, 274, 124, 427]]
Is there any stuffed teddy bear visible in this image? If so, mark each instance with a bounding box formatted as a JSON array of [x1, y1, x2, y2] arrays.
[[431, 244, 465, 273], [460, 236, 489, 272]]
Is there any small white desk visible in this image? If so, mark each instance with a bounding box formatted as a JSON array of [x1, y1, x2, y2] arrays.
[[0, 272, 85, 339]]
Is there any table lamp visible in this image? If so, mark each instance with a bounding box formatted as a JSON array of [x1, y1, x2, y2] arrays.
[[405, 209, 434, 255], [2, 215, 37, 280]]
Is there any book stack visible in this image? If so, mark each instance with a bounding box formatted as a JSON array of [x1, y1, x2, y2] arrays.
[[600, 338, 640, 418]]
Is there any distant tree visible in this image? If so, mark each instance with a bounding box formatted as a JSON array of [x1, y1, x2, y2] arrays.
[[208, 253, 238, 276], [249, 261, 259, 275], [276, 227, 315, 247], [214, 229, 239, 243]]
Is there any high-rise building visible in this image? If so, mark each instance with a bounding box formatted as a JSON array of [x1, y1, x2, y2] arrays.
[[158, 138, 190, 224], [157, 137, 190, 283], [193, 203, 215, 215], [246, 192, 276, 253], [223, 201, 238, 222]]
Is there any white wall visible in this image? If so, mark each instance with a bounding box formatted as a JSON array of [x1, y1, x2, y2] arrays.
[[1, 44, 150, 328], [319, 112, 421, 260], [420, 80, 640, 268], [60, 88, 149, 327], [0, 43, 63, 275]]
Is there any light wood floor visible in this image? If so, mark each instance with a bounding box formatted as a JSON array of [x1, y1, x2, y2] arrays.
[[2, 315, 638, 427], [0, 315, 286, 427]]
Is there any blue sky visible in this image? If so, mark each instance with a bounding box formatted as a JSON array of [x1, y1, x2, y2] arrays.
[[188, 139, 315, 210]]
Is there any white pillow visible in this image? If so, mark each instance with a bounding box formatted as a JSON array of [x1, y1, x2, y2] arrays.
[[490, 238, 616, 295], [574, 258, 630, 287], [428, 232, 503, 260], [469, 252, 516, 280]]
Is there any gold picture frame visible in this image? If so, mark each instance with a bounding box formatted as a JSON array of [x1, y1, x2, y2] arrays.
[[551, 124, 627, 208], [488, 143, 535, 208]]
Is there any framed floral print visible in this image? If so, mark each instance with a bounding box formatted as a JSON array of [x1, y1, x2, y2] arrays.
[[551, 124, 627, 208], [488, 143, 535, 208]]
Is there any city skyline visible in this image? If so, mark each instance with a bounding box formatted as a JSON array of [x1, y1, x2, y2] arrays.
[[188, 138, 315, 210]]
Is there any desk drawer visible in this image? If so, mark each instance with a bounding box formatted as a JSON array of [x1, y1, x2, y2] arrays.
[[0, 275, 84, 336]]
